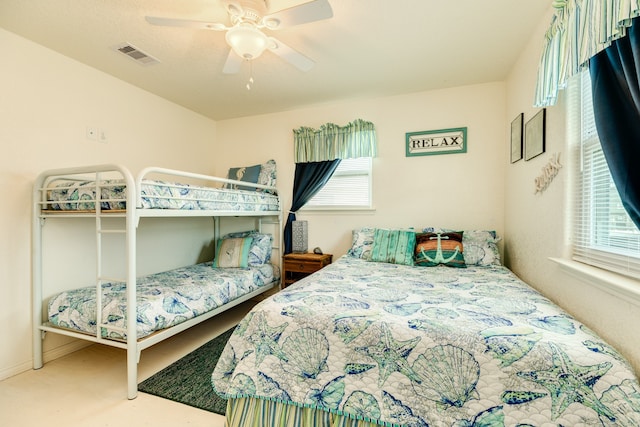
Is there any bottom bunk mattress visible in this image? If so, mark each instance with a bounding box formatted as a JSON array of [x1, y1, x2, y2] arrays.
[[48, 262, 277, 340], [212, 256, 640, 427]]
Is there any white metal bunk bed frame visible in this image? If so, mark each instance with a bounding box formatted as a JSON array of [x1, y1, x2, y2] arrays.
[[32, 164, 283, 399]]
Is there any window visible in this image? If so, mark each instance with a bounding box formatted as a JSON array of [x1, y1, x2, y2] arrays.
[[569, 71, 640, 279], [303, 157, 372, 209]]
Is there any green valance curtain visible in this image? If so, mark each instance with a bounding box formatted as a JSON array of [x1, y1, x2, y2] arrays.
[[293, 119, 377, 163], [534, 0, 640, 107]]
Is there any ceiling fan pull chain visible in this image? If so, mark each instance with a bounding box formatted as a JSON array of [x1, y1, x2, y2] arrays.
[[246, 60, 254, 90]]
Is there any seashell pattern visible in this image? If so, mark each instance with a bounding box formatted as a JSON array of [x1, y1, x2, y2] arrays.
[[48, 262, 276, 339], [227, 373, 256, 396], [528, 315, 576, 335], [458, 406, 506, 427], [343, 391, 381, 420], [344, 363, 376, 375], [501, 389, 547, 404], [383, 302, 422, 316], [484, 335, 539, 367], [305, 376, 345, 409], [459, 309, 513, 327], [361, 288, 408, 302], [281, 327, 329, 379], [336, 296, 370, 310], [303, 295, 335, 306], [333, 316, 374, 343], [211, 343, 238, 388], [412, 344, 481, 408], [382, 391, 429, 427], [210, 256, 640, 427], [482, 326, 541, 367], [598, 379, 640, 426], [256, 372, 291, 401]]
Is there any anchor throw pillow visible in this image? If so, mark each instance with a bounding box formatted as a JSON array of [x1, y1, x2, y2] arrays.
[[415, 231, 466, 268]]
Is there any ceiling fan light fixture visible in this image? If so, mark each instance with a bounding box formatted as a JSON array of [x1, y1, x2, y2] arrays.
[[225, 24, 269, 60], [263, 17, 281, 29]]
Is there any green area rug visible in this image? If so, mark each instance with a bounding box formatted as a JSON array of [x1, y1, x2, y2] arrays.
[[138, 327, 235, 415]]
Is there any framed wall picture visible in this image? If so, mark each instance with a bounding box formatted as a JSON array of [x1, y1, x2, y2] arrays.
[[405, 127, 467, 157], [510, 113, 523, 163], [525, 108, 546, 161]]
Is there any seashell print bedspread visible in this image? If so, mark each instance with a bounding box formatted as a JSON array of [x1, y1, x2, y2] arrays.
[[48, 262, 276, 340], [46, 179, 279, 211], [212, 256, 640, 426]]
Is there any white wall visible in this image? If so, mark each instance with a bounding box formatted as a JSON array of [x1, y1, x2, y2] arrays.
[[3, 3, 639, 385], [0, 29, 219, 379], [504, 9, 640, 374], [216, 83, 506, 257]]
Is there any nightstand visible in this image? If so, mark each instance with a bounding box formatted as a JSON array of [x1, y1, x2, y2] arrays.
[[282, 252, 332, 287]]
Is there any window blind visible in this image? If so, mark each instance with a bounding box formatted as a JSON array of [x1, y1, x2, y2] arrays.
[[304, 157, 372, 209]]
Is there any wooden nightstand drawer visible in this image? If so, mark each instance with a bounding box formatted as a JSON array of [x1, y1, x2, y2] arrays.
[[282, 253, 332, 287], [284, 259, 324, 273]]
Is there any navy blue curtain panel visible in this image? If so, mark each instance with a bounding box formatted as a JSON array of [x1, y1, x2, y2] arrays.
[[589, 17, 640, 229], [284, 159, 341, 254]]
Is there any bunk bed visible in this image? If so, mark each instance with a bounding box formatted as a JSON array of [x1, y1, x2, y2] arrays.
[[32, 163, 282, 399], [212, 227, 640, 426]]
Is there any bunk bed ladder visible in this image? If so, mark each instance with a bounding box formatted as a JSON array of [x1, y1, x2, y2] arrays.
[[94, 176, 127, 341], [94, 175, 140, 400], [31, 165, 138, 399]]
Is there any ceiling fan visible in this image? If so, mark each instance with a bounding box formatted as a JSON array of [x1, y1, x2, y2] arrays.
[[145, 0, 333, 74]]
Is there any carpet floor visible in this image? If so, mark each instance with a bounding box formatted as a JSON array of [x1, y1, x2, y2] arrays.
[[138, 327, 235, 415]]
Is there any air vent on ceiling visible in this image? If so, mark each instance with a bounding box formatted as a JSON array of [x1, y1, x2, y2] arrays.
[[113, 43, 159, 65]]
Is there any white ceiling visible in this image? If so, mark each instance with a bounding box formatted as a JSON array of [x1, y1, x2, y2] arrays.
[[0, 0, 550, 121]]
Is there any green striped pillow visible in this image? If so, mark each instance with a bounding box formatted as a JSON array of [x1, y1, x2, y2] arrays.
[[213, 237, 252, 268], [370, 229, 416, 266]]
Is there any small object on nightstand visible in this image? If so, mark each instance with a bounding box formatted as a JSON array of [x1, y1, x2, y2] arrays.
[[283, 252, 332, 287], [313, 247, 323, 254], [292, 220, 308, 253]]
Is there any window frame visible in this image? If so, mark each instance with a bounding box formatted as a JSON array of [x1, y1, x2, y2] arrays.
[[300, 157, 374, 211], [568, 71, 640, 280]]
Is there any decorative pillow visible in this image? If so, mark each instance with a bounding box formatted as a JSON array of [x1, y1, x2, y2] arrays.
[[370, 228, 416, 266], [257, 159, 277, 191], [213, 237, 252, 268], [225, 164, 262, 191], [460, 230, 501, 266], [346, 227, 375, 260], [415, 231, 466, 268], [423, 228, 501, 266], [223, 230, 273, 265]]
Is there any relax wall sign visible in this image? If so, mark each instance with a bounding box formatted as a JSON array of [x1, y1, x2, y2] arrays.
[[405, 127, 467, 157]]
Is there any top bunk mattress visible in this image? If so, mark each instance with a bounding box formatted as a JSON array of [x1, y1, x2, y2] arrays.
[[47, 262, 278, 340], [45, 179, 280, 212]]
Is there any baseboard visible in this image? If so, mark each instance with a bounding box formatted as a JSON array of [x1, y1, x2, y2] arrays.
[[42, 340, 93, 364], [0, 340, 92, 382]]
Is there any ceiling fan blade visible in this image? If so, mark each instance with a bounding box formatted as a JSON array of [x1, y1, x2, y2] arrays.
[[222, 49, 244, 74], [263, 0, 333, 29], [268, 37, 315, 72], [145, 16, 227, 31]]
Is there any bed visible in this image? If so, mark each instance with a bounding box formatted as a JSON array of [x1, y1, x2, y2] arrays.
[[32, 162, 282, 399], [212, 227, 640, 426]]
